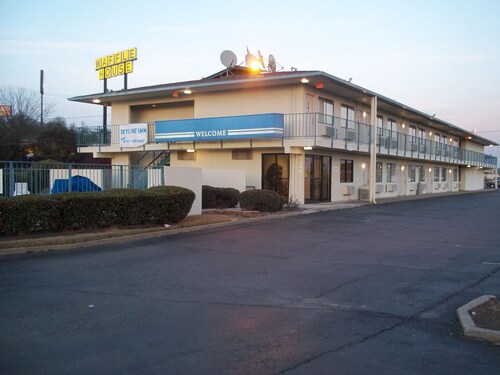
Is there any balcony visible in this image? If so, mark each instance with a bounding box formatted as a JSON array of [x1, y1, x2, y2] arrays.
[[75, 113, 497, 168]]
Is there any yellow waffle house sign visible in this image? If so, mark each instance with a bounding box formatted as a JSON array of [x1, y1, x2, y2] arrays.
[[95, 48, 137, 80]]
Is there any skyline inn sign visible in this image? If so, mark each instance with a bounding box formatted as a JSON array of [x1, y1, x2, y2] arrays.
[[95, 47, 137, 80]]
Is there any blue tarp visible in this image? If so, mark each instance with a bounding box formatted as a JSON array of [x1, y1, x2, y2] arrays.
[[51, 175, 102, 194]]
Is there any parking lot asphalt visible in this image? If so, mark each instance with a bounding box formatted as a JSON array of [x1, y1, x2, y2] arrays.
[[0, 190, 499, 374]]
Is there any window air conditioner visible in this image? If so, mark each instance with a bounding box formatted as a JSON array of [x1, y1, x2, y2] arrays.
[[341, 185, 355, 195], [346, 130, 356, 141], [386, 183, 398, 192], [321, 126, 335, 137]]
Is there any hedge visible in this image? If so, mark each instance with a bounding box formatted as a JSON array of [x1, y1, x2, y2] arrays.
[[202, 185, 239, 209], [0, 195, 62, 235], [0, 186, 195, 236], [238, 189, 284, 212]]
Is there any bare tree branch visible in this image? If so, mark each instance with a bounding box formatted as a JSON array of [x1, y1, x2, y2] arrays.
[[0, 86, 55, 121]]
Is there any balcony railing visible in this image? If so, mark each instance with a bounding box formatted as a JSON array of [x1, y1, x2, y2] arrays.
[[75, 113, 497, 168]]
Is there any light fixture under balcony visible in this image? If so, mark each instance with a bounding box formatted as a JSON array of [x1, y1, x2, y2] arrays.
[[183, 89, 192, 95], [92, 98, 101, 103], [301, 78, 309, 84], [304, 146, 313, 151], [186, 148, 195, 153]]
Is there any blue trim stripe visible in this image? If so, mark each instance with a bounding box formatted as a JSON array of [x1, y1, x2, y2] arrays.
[[155, 113, 284, 142]]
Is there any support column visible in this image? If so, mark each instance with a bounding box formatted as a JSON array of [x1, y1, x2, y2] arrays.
[[369, 96, 378, 204]]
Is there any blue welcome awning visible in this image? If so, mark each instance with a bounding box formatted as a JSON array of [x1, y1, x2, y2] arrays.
[[155, 113, 284, 142]]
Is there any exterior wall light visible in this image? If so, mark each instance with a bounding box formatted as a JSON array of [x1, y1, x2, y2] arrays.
[[304, 146, 313, 150], [186, 148, 195, 153], [301, 78, 309, 84], [402, 123, 406, 129], [428, 168, 432, 173], [92, 99, 101, 103], [361, 163, 366, 169], [183, 89, 192, 95], [401, 165, 405, 171], [429, 131, 433, 136], [449, 169, 452, 174]]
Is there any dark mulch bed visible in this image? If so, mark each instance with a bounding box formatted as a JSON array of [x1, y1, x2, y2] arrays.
[[469, 298, 500, 331]]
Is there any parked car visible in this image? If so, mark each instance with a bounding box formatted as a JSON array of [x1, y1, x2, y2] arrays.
[[485, 177, 500, 188]]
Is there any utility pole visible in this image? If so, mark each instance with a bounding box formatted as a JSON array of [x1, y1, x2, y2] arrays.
[[40, 70, 44, 126]]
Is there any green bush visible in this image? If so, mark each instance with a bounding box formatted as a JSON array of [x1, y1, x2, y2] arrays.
[[0, 186, 195, 235], [238, 189, 284, 212], [0, 195, 62, 235], [146, 186, 195, 224], [202, 185, 239, 209]]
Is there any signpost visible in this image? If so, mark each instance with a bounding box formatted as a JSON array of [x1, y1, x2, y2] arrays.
[[94, 48, 137, 140]]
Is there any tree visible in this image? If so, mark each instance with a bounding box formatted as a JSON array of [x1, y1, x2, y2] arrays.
[[0, 113, 39, 160], [0, 86, 55, 121], [0, 86, 57, 161], [35, 117, 83, 162]]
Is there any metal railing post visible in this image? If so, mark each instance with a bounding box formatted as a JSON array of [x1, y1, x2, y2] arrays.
[[9, 161, 14, 197], [68, 163, 72, 192]]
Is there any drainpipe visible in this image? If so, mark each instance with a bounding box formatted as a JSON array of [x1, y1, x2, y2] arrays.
[[369, 96, 378, 204]]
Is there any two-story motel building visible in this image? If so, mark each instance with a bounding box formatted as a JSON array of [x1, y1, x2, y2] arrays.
[[70, 66, 497, 204]]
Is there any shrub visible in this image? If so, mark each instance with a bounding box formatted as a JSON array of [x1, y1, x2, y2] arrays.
[[202, 185, 239, 209], [146, 186, 195, 224], [238, 189, 284, 212], [0, 195, 62, 235], [0, 186, 195, 235]]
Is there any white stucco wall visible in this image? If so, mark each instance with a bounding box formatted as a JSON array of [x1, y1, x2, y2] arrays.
[[202, 168, 246, 193], [164, 166, 202, 215]]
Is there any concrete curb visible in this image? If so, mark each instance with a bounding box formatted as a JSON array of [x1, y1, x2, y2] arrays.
[[457, 295, 500, 345]]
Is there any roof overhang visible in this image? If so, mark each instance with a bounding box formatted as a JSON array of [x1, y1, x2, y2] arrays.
[[68, 69, 497, 146]]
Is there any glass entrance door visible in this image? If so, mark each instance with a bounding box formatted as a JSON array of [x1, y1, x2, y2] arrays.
[[305, 155, 331, 203], [262, 154, 290, 199]]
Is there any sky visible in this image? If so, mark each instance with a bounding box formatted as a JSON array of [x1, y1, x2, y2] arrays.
[[1, 0, 500, 155]]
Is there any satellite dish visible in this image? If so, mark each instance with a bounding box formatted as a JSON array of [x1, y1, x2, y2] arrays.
[[268, 54, 276, 72], [245, 46, 258, 68], [220, 50, 237, 68]]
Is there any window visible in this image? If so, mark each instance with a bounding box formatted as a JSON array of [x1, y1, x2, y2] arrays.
[[376, 162, 383, 183], [387, 163, 396, 182], [434, 167, 440, 182], [232, 150, 252, 160], [409, 126, 416, 143], [340, 159, 353, 183], [319, 97, 334, 124], [408, 164, 416, 182], [341, 104, 355, 129], [387, 118, 397, 139], [442, 135, 449, 156], [377, 116, 383, 136], [418, 128, 426, 143], [453, 168, 459, 182], [177, 151, 196, 160], [434, 133, 441, 155], [441, 167, 447, 182]]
